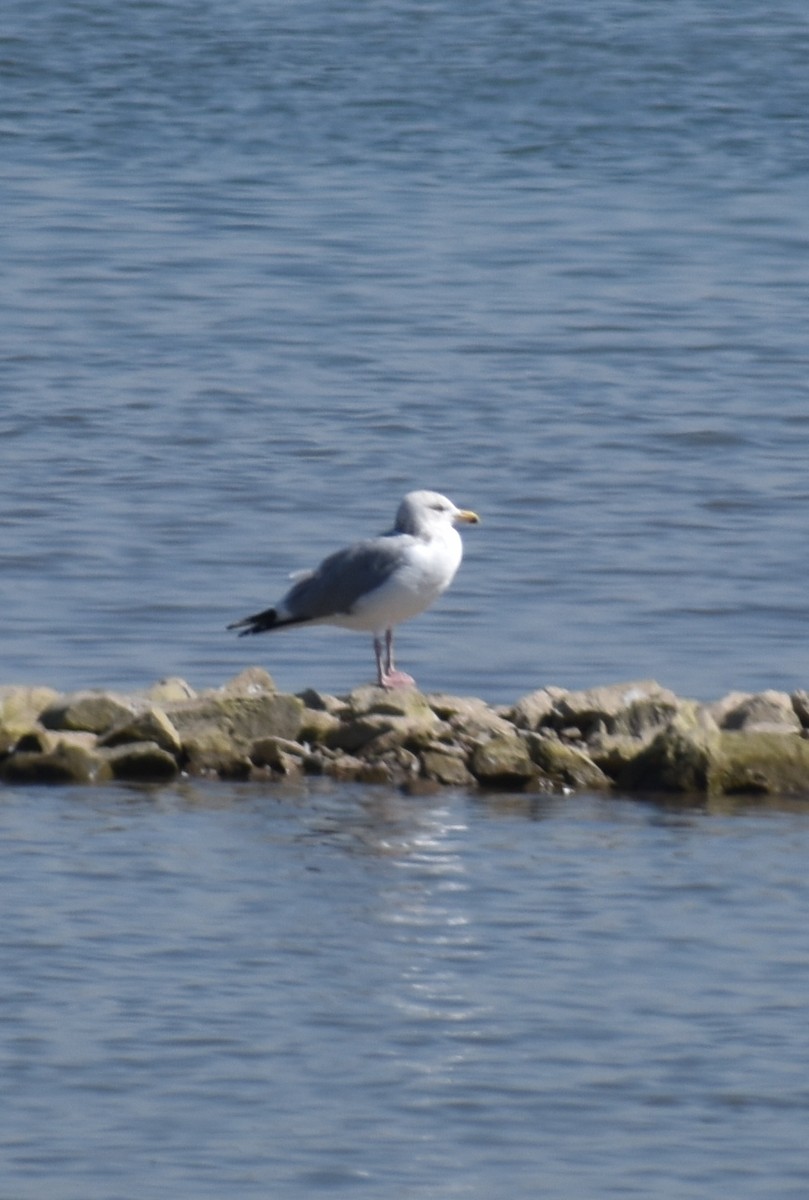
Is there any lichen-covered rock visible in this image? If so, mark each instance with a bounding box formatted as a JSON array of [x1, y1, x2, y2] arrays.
[[12, 728, 97, 756], [8, 673, 809, 796], [618, 706, 720, 793], [420, 746, 475, 787], [327, 709, 439, 754], [2, 739, 113, 785], [250, 736, 307, 775], [41, 691, 136, 735], [523, 733, 611, 791], [428, 694, 521, 749], [179, 725, 251, 778], [167, 692, 304, 744], [427, 694, 492, 722], [297, 688, 348, 716], [710, 690, 801, 734], [298, 707, 343, 744], [470, 734, 536, 788], [103, 741, 180, 783], [345, 685, 435, 720], [100, 707, 183, 755], [219, 666, 276, 695], [587, 733, 653, 780], [713, 732, 809, 795], [145, 677, 197, 704], [323, 752, 365, 781], [0, 685, 60, 730], [551, 680, 682, 741], [507, 686, 569, 731]]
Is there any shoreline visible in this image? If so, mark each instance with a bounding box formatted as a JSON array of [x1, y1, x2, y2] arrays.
[[3, 669, 809, 797]]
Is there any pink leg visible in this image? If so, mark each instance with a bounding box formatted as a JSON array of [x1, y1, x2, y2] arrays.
[[373, 630, 415, 689]]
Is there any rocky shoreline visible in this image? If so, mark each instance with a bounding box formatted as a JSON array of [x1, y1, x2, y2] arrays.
[[3, 669, 809, 797]]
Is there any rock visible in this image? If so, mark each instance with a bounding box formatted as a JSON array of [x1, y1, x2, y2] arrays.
[[327, 707, 439, 754], [507, 686, 569, 731], [0, 685, 60, 729], [181, 726, 253, 780], [427, 695, 522, 750], [420, 747, 475, 787], [297, 688, 348, 716], [298, 707, 343, 744], [2, 739, 113, 785], [427, 693, 492, 721], [523, 733, 611, 791], [145, 677, 197, 704], [13, 728, 98, 755], [345, 685, 435, 720], [470, 734, 536, 788], [166, 692, 304, 744], [219, 666, 276, 695], [618, 706, 721, 794], [99, 707, 183, 755], [791, 690, 809, 728], [41, 691, 136, 735], [551, 680, 682, 741], [713, 732, 809, 795], [250, 736, 307, 775], [711, 690, 801, 733], [103, 741, 180, 783], [323, 753, 365, 781]]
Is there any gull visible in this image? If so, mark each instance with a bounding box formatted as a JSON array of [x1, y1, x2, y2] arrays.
[[228, 489, 480, 688]]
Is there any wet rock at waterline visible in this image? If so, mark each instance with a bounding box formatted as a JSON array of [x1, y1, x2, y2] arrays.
[[3, 675, 809, 797]]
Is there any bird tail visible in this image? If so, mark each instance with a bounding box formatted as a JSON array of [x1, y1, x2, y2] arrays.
[[227, 606, 282, 637]]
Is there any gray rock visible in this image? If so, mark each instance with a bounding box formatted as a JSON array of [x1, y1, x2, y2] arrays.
[[145, 677, 197, 704], [0, 685, 61, 729], [523, 732, 611, 791], [219, 666, 277, 695], [711, 690, 801, 733], [167, 692, 304, 744], [618, 707, 721, 794], [99, 707, 183, 755], [791, 690, 809, 729], [551, 679, 682, 741], [420, 747, 475, 787], [250, 736, 307, 775], [2, 739, 113, 785], [470, 734, 536, 788], [181, 726, 253, 779], [103, 741, 180, 783], [507, 686, 569, 731], [41, 691, 136, 735]]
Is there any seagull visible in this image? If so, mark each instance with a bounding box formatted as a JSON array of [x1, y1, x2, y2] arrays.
[[228, 489, 480, 689]]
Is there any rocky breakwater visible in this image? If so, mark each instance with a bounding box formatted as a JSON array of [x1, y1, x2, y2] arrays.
[[3, 672, 809, 797]]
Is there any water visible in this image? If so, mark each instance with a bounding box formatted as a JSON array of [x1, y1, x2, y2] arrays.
[[4, 3, 809, 1194], [3, 0, 809, 701], [2, 782, 809, 1199]]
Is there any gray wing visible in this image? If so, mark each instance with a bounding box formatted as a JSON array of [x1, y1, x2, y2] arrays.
[[282, 536, 411, 621]]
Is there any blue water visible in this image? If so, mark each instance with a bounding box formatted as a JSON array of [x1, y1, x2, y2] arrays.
[[2, 783, 809, 1200], [3, 0, 809, 701], [4, 3, 809, 1195]]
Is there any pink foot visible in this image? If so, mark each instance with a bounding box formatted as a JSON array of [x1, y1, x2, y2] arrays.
[[378, 669, 416, 689]]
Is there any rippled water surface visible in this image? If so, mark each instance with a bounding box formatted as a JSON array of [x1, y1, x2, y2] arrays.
[[2, 783, 809, 1199], [3, 0, 809, 701]]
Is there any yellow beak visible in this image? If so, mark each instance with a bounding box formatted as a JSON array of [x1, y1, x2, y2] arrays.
[[455, 508, 481, 525]]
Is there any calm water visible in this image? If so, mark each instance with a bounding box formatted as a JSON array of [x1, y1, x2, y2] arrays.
[[4, 3, 809, 1195], [2, 782, 809, 1200]]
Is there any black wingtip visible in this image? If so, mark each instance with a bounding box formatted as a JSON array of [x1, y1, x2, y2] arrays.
[[227, 606, 279, 636]]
